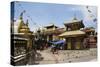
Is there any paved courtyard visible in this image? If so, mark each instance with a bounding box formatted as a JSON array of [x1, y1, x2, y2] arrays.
[[28, 48, 97, 65]]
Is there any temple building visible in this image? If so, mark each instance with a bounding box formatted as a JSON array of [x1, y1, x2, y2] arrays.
[[43, 24, 65, 41], [59, 17, 86, 50], [81, 27, 95, 37], [81, 27, 97, 48]]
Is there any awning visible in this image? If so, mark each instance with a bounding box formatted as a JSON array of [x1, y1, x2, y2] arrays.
[[54, 40, 65, 45], [49, 40, 65, 45], [59, 30, 85, 37]]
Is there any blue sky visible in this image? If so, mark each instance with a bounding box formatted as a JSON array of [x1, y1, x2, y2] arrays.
[[12, 1, 97, 32]]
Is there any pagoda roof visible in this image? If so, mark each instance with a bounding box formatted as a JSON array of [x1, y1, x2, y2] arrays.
[[64, 17, 83, 25], [64, 18, 84, 29], [59, 30, 85, 37], [81, 27, 95, 32], [43, 28, 65, 35], [44, 24, 58, 29]]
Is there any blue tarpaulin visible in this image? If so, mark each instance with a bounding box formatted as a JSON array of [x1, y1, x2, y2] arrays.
[[49, 40, 65, 45], [55, 40, 65, 45]]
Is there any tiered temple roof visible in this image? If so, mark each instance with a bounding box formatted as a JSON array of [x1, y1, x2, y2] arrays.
[[43, 24, 65, 35], [59, 17, 85, 37], [59, 30, 85, 37], [64, 17, 84, 31]]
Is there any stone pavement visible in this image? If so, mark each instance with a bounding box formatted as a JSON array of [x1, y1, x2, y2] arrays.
[[28, 48, 97, 65]]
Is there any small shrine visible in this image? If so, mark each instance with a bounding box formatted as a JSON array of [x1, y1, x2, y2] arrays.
[[59, 17, 85, 49]]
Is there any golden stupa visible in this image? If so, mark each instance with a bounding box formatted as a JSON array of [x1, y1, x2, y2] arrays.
[[17, 12, 32, 34]]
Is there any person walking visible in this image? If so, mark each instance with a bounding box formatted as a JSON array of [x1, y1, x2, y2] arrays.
[[51, 44, 56, 54]]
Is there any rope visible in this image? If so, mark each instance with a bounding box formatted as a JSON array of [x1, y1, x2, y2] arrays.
[[86, 6, 97, 22]]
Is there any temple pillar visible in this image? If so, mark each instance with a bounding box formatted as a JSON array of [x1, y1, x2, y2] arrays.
[[67, 38, 71, 49], [75, 38, 81, 49]]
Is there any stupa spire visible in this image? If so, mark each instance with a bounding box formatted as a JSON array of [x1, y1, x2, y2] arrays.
[[19, 10, 26, 19], [26, 19, 29, 26]]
